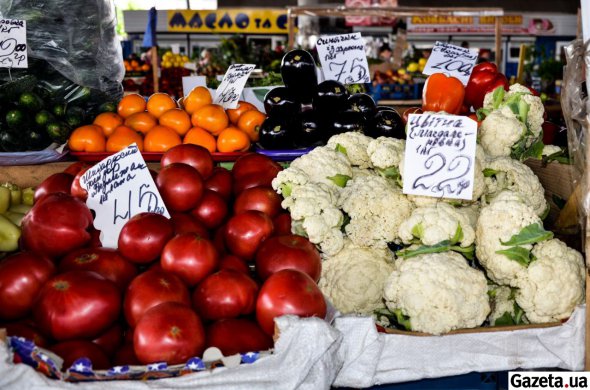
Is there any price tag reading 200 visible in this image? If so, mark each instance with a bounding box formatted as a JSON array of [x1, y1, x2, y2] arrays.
[[402, 113, 478, 201], [422, 41, 478, 85], [0, 19, 28, 68], [315, 33, 371, 84]]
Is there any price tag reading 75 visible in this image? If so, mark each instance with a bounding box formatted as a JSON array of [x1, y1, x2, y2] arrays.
[[316, 33, 371, 85]]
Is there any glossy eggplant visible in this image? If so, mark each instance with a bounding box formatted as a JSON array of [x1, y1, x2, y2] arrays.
[[280, 50, 318, 104], [294, 110, 327, 147], [367, 109, 405, 139], [375, 105, 395, 113], [263, 87, 301, 117], [345, 93, 376, 121], [331, 111, 366, 136], [258, 116, 295, 150], [313, 80, 349, 113]]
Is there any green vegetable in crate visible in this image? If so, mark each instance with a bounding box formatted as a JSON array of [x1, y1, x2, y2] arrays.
[[18, 92, 44, 112], [52, 104, 67, 118], [35, 110, 55, 127], [65, 106, 86, 128], [5, 109, 26, 129], [98, 101, 117, 113], [46, 122, 72, 144], [0, 214, 21, 252]]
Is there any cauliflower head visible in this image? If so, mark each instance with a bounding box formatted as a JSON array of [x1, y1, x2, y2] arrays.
[[339, 175, 414, 248], [475, 191, 542, 285], [383, 251, 490, 335], [504, 84, 544, 135], [515, 238, 585, 323], [487, 285, 527, 326], [479, 108, 526, 158], [398, 203, 475, 247], [542, 145, 563, 157], [366, 137, 405, 181], [289, 146, 353, 190], [319, 245, 395, 315], [483, 156, 547, 217], [327, 132, 373, 169], [272, 167, 310, 197]]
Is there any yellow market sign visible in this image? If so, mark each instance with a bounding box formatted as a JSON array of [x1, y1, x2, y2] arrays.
[[167, 9, 289, 34]]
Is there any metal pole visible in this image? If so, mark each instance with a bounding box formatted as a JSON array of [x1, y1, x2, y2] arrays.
[[494, 16, 502, 69], [287, 8, 294, 50]]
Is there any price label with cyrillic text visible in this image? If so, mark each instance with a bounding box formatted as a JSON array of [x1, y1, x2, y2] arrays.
[[422, 41, 478, 85], [214, 64, 255, 109], [79, 144, 170, 248], [0, 19, 28, 68], [402, 113, 477, 200], [315, 32, 370, 84]]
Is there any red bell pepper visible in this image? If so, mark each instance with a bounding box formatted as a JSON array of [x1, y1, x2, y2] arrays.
[[464, 62, 509, 110], [422, 73, 465, 115]]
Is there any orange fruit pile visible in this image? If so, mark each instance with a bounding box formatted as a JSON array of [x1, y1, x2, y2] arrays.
[[68, 87, 266, 154]]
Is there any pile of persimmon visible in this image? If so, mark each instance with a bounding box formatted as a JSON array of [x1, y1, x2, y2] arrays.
[[67, 87, 266, 154]]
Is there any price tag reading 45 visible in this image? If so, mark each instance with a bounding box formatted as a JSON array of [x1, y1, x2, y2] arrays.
[[80, 144, 170, 248], [402, 113, 477, 201], [422, 41, 478, 85], [315, 32, 370, 84], [214, 64, 255, 109], [0, 19, 28, 68]]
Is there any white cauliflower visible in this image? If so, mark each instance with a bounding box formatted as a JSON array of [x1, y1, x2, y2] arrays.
[[515, 238, 585, 323], [479, 108, 526, 158], [505, 84, 544, 135], [327, 132, 373, 169], [366, 137, 405, 182], [475, 191, 542, 286], [289, 146, 353, 190], [338, 175, 414, 248], [483, 157, 548, 217], [488, 285, 527, 326], [398, 203, 475, 247], [319, 245, 395, 315], [542, 145, 563, 157], [272, 167, 310, 196], [383, 251, 490, 335]]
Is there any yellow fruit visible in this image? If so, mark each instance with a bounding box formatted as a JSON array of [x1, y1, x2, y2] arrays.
[[418, 58, 427, 65], [406, 63, 419, 73]]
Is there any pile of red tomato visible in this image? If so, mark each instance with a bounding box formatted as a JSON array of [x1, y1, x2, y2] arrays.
[[0, 145, 327, 370]]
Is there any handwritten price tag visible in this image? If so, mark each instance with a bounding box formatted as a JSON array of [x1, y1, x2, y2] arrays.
[[214, 64, 255, 109], [0, 19, 28, 68], [402, 113, 477, 200], [79, 144, 170, 248], [315, 32, 370, 84], [422, 41, 478, 85]]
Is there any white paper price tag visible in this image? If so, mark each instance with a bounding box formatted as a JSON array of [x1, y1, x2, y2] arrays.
[[214, 63, 255, 109], [315, 32, 370, 84], [402, 113, 477, 200], [0, 19, 28, 68], [182, 75, 207, 97], [79, 144, 170, 248], [422, 41, 479, 85]]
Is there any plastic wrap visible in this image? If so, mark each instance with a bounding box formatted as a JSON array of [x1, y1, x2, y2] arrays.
[[561, 39, 589, 240]]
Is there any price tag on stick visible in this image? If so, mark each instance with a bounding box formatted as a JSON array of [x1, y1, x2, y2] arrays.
[[214, 64, 255, 109], [79, 144, 170, 248], [422, 41, 479, 85], [402, 113, 478, 201], [315, 32, 371, 84], [0, 19, 28, 68]]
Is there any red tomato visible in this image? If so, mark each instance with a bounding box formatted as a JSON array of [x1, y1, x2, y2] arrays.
[[273, 213, 292, 236], [161, 233, 219, 287], [134, 302, 205, 365], [224, 211, 274, 260], [256, 269, 327, 336], [118, 212, 174, 264], [233, 186, 282, 218], [219, 254, 250, 274], [205, 166, 233, 201], [156, 163, 204, 212], [0, 252, 55, 320], [190, 189, 228, 230], [62, 161, 89, 176], [124, 269, 190, 327], [4, 320, 50, 347], [255, 235, 321, 282], [21, 193, 93, 259], [192, 269, 258, 320], [113, 343, 140, 366], [70, 166, 90, 201], [92, 322, 123, 357], [161, 144, 214, 180], [232, 154, 283, 195], [33, 172, 73, 203], [212, 224, 227, 255], [33, 271, 121, 340], [206, 318, 273, 356], [88, 227, 102, 248], [59, 247, 137, 290], [50, 340, 111, 370], [170, 212, 209, 238]]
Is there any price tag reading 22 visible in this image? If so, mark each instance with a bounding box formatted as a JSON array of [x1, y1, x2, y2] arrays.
[[315, 33, 370, 84], [422, 41, 478, 85], [0, 19, 28, 68], [402, 114, 478, 201]]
